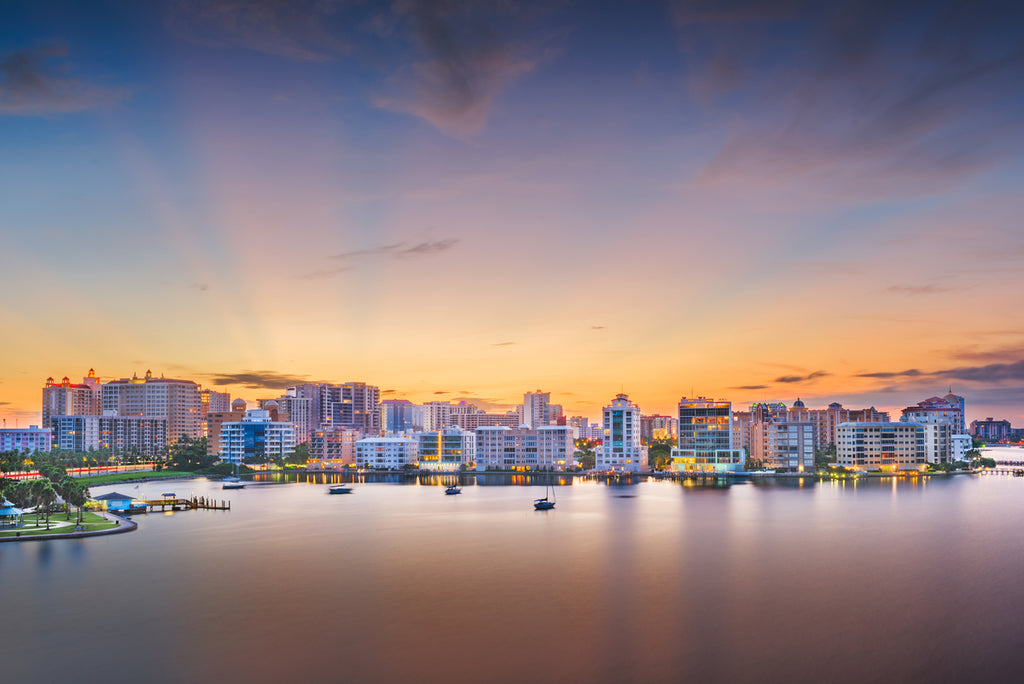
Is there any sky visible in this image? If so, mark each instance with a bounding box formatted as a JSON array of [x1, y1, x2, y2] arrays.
[[1, 0, 1023, 426]]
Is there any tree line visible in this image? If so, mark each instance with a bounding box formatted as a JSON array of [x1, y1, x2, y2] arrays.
[[1, 465, 89, 529]]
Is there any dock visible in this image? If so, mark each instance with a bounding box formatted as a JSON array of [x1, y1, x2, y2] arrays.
[[140, 495, 231, 512]]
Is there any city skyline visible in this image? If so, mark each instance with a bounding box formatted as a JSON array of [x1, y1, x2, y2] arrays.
[[3, 1, 1024, 425]]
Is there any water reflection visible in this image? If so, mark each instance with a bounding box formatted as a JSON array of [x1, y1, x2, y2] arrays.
[[4, 475, 1024, 683]]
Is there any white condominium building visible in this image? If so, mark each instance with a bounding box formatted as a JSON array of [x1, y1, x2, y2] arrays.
[[596, 394, 648, 472], [475, 425, 575, 471], [356, 437, 419, 470], [836, 422, 925, 471]]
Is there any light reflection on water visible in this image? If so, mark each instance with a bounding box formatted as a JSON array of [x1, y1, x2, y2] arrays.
[[3, 475, 1024, 683]]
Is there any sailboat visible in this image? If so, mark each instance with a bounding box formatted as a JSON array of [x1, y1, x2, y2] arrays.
[[534, 483, 555, 510], [444, 477, 462, 495], [222, 461, 245, 490]]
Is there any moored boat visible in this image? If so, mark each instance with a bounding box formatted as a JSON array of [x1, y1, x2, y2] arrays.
[[329, 484, 353, 494]]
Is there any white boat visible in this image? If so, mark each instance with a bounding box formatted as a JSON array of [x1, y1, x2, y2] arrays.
[[444, 484, 462, 495], [329, 484, 353, 494], [223, 463, 245, 490]]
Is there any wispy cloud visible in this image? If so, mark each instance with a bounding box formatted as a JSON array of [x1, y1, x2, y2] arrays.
[[591, 325, 605, 330], [731, 384, 770, 390], [371, 1, 551, 137], [200, 370, 315, 390], [857, 361, 1024, 383], [296, 238, 459, 279], [884, 284, 952, 295], [774, 371, 830, 383], [0, 45, 128, 116], [491, 341, 516, 346]]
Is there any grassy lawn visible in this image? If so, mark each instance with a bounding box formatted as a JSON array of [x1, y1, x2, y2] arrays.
[[0, 511, 119, 537], [76, 470, 194, 486]]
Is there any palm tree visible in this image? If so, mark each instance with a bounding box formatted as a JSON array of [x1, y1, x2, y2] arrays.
[[65, 483, 88, 526], [37, 482, 57, 530]]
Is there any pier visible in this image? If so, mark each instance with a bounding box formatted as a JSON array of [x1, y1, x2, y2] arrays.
[[141, 495, 231, 512]]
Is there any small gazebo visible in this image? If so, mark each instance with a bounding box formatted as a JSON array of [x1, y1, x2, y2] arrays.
[[0, 498, 24, 529]]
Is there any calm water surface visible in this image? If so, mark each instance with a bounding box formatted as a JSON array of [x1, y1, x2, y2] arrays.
[[3, 469, 1024, 683]]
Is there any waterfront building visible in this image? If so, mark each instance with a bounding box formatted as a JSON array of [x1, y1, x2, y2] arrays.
[[671, 397, 744, 474], [836, 422, 926, 471], [522, 390, 551, 428], [308, 426, 361, 469], [971, 418, 1012, 442], [207, 410, 246, 456], [50, 415, 167, 456], [101, 370, 202, 443], [475, 425, 575, 471], [355, 437, 418, 470], [750, 419, 815, 472], [596, 394, 648, 472], [900, 396, 967, 464], [731, 411, 751, 451], [569, 416, 589, 440], [42, 372, 100, 429], [417, 428, 476, 470], [0, 426, 52, 453], [219, 410, 295, 465]]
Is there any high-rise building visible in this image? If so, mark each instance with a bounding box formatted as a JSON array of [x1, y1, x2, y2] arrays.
[[422, 401, 453, 431], [101, 370, 201, 443], [319, 382, 380, 433], [381, 399, 419, 434], [308, 426, 361, 469], [836, 422, 925, 471], [671, 397, 744, 474], [900, 396, 966, 464], [219, 410, 295, 465], [200, 389, 231, 416], [42, 372, 100, 429], [207, 410, 246, 456], [750, 419, 815, 471], [596, 394, 648, 472], [417, 428, 476, 470], [522, 390, 551, 428], [475, 425, 575, 471]]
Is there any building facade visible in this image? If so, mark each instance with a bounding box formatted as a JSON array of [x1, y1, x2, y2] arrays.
[[308, 426, 361, 469], [671, 397, 744, 474], [0, 426, 52, 453], [42, 372, 100, 429], [475, 425, 575, 471], [836, 422, 926, 471], [750, 419, 815, 471], [596, 394, 648, 472], [219, 410, 296, 465], [101, 371, 202, 443], [355, 437, 418, 470], [521, 390, 551, 428], [49, 415, 167, 456], [971, 418, 1013, 442], [417, 428, 476, 470]]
